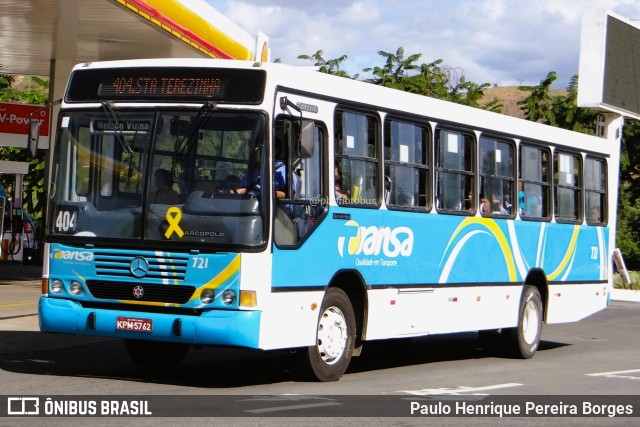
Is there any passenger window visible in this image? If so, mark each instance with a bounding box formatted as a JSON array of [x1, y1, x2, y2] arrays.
[[479, 136, 515, 216], [519, 144, 550, 219], [554, 151, 582, 222], [435, 129, 474, 212], [585, 157, 606, 225], [335, 111, 378, 206], [384, 119, 430, 209]]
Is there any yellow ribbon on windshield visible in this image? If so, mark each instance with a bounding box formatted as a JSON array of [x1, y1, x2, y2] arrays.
[[164, 207, 184, 239]]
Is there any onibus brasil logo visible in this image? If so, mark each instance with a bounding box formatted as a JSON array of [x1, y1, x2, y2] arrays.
[[337, 220, 414, 265]]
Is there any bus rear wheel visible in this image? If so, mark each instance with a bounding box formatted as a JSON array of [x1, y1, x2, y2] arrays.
[[305, 288, 355, 381], [502, 285, 543, 358], [124, 339, 189, 370]]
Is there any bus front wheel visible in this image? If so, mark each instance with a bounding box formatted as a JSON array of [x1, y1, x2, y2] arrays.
[[305, 288, 356, 381], [124, 339, 189, 370], [502, 285, 543, 358]]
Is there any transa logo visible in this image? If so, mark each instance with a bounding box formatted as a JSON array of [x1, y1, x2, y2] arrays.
[[337, 220, 414, 258], [52, 249, 94, 262]]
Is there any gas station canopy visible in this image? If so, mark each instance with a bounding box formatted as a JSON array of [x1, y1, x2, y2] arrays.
[[0, 0, 268, 77]]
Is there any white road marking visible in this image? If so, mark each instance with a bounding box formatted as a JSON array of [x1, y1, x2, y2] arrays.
[[244, 402, 342, 414], [587, 369, 640, 380], [399, 383, 524, 395], [239, 396, 342, 414]]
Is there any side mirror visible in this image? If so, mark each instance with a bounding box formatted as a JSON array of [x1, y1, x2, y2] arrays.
[[279, 97, 315, 159], [298, 120, 315, 158], [28, 118, 40, 158]]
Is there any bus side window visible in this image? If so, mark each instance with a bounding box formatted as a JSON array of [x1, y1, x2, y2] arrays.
[[479, 136, 515, 217], [585, 157, 606, 225], [384, 119, 430, 210], [435, 129, 474, 212], [519, 144, 550, 220], [554, 151, 582, 222], [335, 111, 378, 206]]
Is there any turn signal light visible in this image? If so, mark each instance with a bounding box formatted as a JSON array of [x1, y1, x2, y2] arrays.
[[239, 290, 257, 307]]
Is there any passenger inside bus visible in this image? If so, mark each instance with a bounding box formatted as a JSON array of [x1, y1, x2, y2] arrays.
[[524, 192, 543, 217], [518, 182, 525, 213], [480, 195, 491, 214], [231, 161, 286, 198], [335, 164, 349, 203], [274, 160, 287, 199], [151, 168, 180, 205], [491, 200, 508, 214], [464, 191, 472, 210]]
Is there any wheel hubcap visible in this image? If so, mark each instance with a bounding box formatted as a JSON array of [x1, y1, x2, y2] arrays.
[[317, 306, 347, 364], [522, 298, 540, 344]]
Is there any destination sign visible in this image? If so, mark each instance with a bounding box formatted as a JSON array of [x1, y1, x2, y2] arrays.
[[99, 77, 227, 98], [66, 67, 266, 104]]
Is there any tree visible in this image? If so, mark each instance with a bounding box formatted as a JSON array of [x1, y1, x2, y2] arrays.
[[519, 73, 596, 134], [297, 50, 353, 78], [449, 78, 502, 112], [408, 59, 450, 99], [298, 46, 500, 111], [517, 71, 557, 124], [363, 47, 421, 89], [616, 119, 640, 269], [364, 47, 502, 112], [0, 75, 14, 91], [550, 75, 596, 134]]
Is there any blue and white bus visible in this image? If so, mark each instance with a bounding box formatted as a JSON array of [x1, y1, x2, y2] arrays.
[[38, 59, 619, 381]]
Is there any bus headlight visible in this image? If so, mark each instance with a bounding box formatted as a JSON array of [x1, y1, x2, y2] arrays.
[[222, 290, 237, 306], [200, 289, 215, 304], [51, 279, 64, 294], [70, 281, 84, 296]]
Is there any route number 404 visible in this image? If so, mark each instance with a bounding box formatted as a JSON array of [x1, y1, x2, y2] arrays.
[[55, 210, 77, 232]]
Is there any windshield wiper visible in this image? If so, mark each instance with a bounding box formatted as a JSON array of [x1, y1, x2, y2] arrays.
[[174, 102, 217, 159], [101, 101, 133, 154]]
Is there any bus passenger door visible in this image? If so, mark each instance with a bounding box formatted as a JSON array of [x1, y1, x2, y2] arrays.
[[272, 116, 331, 288], [272, 116, 324, 245]]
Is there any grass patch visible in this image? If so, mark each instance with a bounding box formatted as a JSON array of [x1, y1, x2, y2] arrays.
[[613, 271, 640, 290]]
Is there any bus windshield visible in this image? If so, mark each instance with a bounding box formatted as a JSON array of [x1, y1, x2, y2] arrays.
[[48, 109, 267, 249]]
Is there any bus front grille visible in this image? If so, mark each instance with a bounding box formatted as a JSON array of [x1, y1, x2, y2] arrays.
[[85, 281, 195, 304], [93, 250, 188, 282]]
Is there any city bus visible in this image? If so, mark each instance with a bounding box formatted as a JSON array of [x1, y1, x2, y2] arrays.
[[38, 58, 618, 381]]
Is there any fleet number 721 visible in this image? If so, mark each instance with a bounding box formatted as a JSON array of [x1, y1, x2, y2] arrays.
[[192, 257, 209, 269]]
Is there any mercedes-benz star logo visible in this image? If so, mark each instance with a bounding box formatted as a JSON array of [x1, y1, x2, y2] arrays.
[[130, 256, 150, 278], [133, 285, 144, 299]]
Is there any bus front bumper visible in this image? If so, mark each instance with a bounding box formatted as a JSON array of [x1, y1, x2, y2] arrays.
[[38, 297, 261, 348]]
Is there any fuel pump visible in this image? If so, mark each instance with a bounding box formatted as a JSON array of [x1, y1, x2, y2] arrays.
[[10, 206, 24, 259], [0, 188, 24, 262]]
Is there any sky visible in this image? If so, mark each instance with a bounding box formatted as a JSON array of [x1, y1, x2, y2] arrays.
[[204, 0, 640, 88]]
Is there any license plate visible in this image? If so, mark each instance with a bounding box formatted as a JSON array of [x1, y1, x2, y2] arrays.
[[116, 317, 153, 332]]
